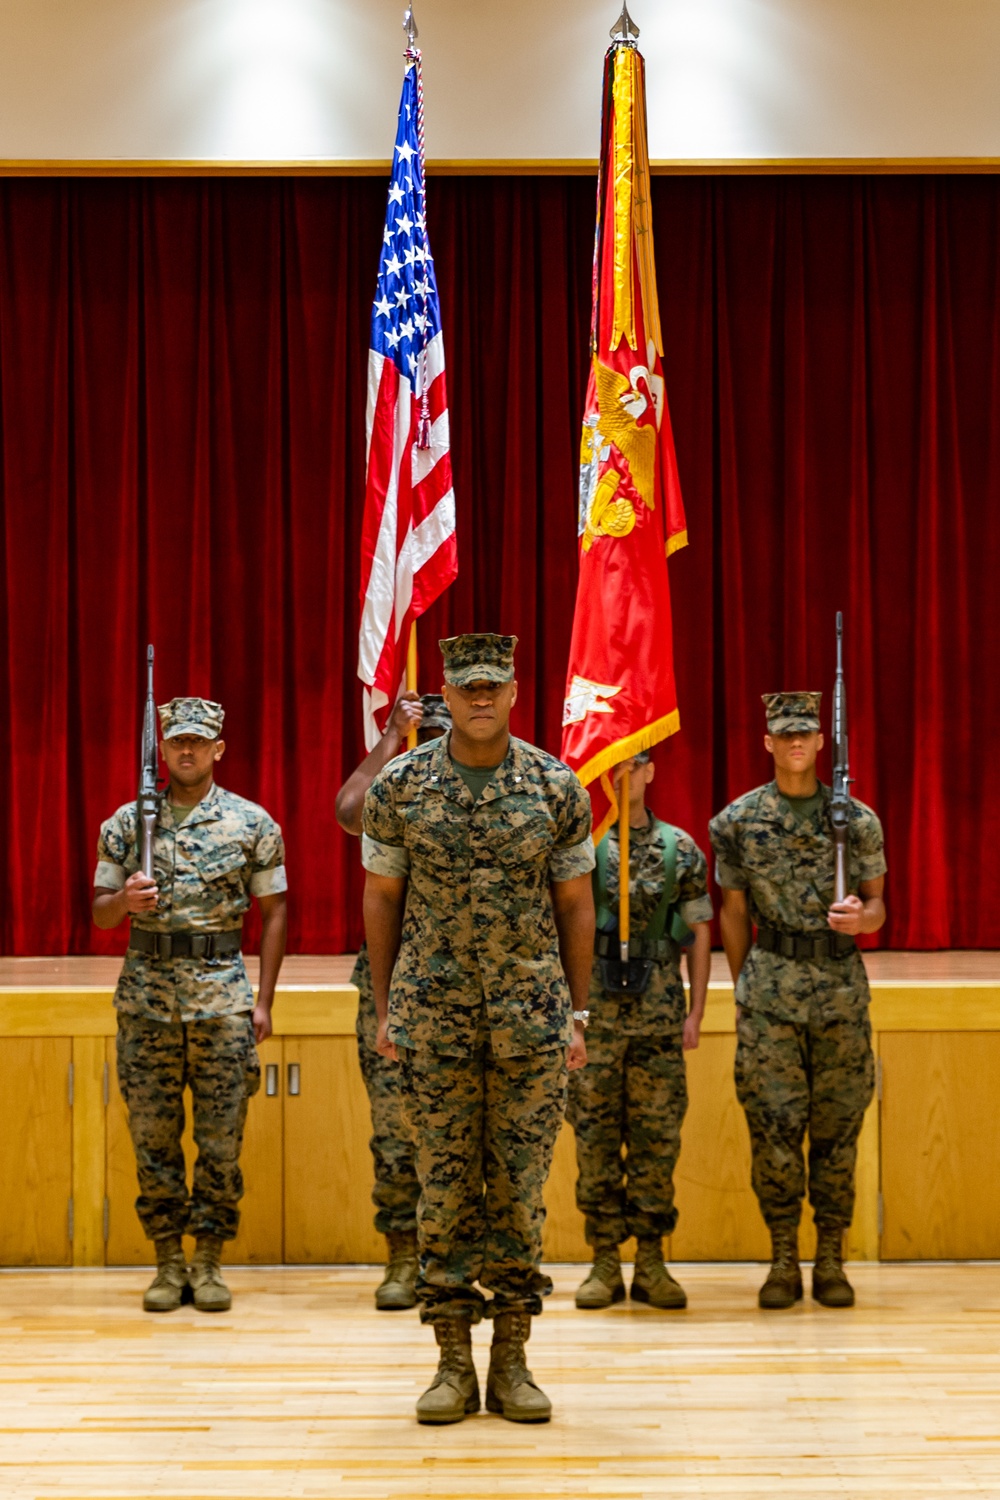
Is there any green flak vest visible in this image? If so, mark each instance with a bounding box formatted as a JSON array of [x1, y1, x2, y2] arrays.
[[592, 819, 693, 996]]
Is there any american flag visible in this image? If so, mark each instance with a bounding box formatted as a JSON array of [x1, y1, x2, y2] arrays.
[[357, 47, 457, 749]]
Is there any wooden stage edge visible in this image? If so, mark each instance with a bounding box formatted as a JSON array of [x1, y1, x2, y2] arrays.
[[0, 950, 998, 1036]]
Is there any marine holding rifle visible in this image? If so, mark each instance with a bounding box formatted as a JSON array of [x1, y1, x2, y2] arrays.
[[568, 751, 713, 1312], [93, 675, 287, 1314], [709, 665, 886, 1311]]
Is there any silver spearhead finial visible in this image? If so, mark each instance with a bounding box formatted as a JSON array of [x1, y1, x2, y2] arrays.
[[610, 2, 640, 42], [403, 5, 418, 49]]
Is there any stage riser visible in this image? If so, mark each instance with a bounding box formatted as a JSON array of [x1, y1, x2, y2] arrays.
[[1, 983, 997, 1266]]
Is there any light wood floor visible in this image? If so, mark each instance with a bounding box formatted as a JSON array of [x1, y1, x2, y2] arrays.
[[4, 1264, 1000, 1498], [2, 949, 998, 987]]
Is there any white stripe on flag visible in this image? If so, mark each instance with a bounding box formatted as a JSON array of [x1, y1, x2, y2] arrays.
[[411, 407, 451, 488], [358, 368, 412, 684], [393, 488, 456, 635], [364, 348, 384, 465]]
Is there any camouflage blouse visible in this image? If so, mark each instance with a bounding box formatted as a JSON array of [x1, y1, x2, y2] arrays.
[[362, 734, 594, 1059], [709, 780, 886, 1023], [95, 782, 286, 1022]]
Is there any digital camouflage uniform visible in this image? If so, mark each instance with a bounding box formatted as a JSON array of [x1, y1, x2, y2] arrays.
[[352, 943, 419, 1236], [349, 693, 452, 1244], [362, 728, 594, 1324], [96, 767, 286, 1242], [567, 818, 712, 1246], [709, 779, 886, 1231]]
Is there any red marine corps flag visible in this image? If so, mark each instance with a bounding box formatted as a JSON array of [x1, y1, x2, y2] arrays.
[[561, 7, 687, 845]]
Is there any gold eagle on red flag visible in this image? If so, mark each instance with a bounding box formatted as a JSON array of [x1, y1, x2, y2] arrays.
[[561, 34, 687, 843]]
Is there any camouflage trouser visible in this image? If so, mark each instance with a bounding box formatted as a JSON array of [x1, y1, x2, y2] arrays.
[[400, 1041, 567, 1323], [116, 1011, 261, 1242], [566, 1030, 687, 1246], [356, 1036, 420, 1236], [734, 1003, 875, 1230], [353, 947, 419, 1237]]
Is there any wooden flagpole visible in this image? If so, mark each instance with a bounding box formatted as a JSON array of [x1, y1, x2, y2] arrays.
[[618, 766, 630, 962], [406, 622, 419, 750]]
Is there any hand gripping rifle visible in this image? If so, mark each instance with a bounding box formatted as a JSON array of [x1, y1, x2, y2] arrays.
[[830, 612, 851, 904], [137, 645, 162, 880]]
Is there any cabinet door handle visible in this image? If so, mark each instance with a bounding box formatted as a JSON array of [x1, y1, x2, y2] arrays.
[[265, 1063, 279, 1096], [288, 1062, 301, 1096]]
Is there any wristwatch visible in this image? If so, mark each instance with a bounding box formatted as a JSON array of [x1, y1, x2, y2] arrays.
[[572, 1009, 590, 1028]]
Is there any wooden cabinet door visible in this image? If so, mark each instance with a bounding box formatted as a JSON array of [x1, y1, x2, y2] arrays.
[[105, 1033, 284, 1265], [0, 1038, 72, 1266], [229, 1036, 283, 1263], [881, 1032, 1000, 1259], [542, 1120, 590, 1262], [670, 1034, 772, 1262], [283, 1036, 383, 1263]]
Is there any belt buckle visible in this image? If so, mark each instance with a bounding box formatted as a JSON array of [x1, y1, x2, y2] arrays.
[[190, 934, 208, 959]]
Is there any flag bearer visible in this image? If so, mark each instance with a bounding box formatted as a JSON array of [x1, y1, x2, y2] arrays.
[[709, 693, 886, 1309], [568, 752, 712, 1311], [92, 698, 287, 1313], [362, 634, 595, 1426], [335, 692, 451, 1311]]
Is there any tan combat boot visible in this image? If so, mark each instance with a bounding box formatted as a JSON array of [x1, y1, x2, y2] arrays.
[[486, 1312, 551, 1423], [631, 1237, 687, 1309], [758, 1224, 803, 1309], [415, 1318, 480, 1424], [142, 1235, 189, 1313], [189, 1235, 232, 1313], [375, 1230, 418, 1311], [812, 1223, 855, 1307], [575, 1244, 626, 1309]]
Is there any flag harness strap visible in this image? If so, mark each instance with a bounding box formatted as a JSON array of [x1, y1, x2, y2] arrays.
[[594, 818, 692, 996]]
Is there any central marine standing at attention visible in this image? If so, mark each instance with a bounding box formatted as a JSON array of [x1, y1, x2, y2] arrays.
[[362, 633, 595, 1426]]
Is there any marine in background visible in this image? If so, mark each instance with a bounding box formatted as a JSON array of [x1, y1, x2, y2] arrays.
[[709, 692, 886, 1310], [568, 751, 712, 1311], [363, 633, 595, 1426], [335, 691, 451, 1311], [93, 697, 287, 1313]]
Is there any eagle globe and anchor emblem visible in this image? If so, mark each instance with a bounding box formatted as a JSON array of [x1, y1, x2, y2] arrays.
[[564, 339, 664, 730]]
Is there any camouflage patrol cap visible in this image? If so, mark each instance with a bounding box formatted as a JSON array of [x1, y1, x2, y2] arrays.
[[419, 693, 452, 731], [762, 691, 822, 735], [158, 697, 225, 740], [439, 633, 518, 688]]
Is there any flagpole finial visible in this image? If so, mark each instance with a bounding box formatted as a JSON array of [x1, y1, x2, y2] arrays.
[[610, 3, 639, 43], [403, 5, 419, 51]]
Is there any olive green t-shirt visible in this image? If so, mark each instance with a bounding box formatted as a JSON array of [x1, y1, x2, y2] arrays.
[[778, 786, 825, 823], [169, 803, 197, 826], [450, 756, 505, 802]]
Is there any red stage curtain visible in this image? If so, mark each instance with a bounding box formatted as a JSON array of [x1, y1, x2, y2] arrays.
[[0, 175, 994, 954]]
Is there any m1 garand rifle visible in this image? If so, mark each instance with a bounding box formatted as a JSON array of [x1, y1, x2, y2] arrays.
[[137, 644, 162, 880], [830, 612, 851, 904]]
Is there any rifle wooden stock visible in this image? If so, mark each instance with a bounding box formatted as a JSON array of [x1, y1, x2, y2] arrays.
[[833, 831, 848, 905]]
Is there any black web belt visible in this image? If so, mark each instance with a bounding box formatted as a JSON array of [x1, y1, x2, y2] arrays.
[[595, 933, 674, 962], [128, 928, 243, 960], [755, 925, 856, 961]]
